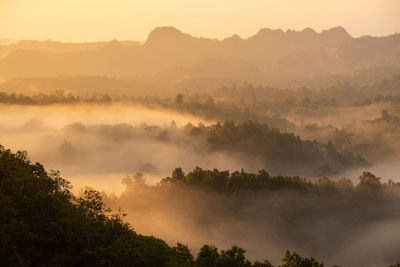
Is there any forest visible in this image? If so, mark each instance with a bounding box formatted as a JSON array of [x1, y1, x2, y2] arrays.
[[3, 145, 400, 266], [1, 18, 400, 266], [0, 145, 327, 266]]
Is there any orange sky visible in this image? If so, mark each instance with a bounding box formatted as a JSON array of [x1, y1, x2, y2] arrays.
[[1, 0, 399, 42]]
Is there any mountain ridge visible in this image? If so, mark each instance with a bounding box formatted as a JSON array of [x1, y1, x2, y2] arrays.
[[0, 26, 399, 82], [144, 25, 353, 44]]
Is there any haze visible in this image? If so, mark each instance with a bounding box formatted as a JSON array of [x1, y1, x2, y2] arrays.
[[1, 0, 399, 42], [2, 1, 400, 266]]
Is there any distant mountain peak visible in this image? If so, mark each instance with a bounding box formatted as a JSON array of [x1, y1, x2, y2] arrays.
[[223, 34, 243, 43], [145, 26, 194, 46], [103, 39, 124, 51], [108, 39, 122, 46], [149, 26, 183, 36], [257, 28, 285, 35], [250, 28, 285, 41], [230, 34, 243, 40], [301, 27, 317, 34], [321, 26, 352, 39]]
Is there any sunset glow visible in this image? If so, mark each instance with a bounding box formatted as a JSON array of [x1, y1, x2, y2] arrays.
[[2, 0, 399, 41]]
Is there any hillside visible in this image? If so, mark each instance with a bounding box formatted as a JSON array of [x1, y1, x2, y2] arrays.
[[0, 145, 330, 266]]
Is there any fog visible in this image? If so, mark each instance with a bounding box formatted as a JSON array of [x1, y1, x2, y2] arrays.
[[1, 86, 400, 266], [0, 104, 310, 194], [0, 104, 277, 192], [103, 172, 400, 267], [1, 101, 399, 266], [1, 101, 388, 193], [1, 25, 400, 266], [0, 103, 215, 192]]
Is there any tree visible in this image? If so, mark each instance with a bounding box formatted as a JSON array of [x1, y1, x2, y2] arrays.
[[172, 168, 185, 181], [0, 146, 190, 266], [357, 171, 381, 190], [217, 246, 252, 267], [197, 244, 220, 267], [171, 242, 194, 266], [175, 93, 184, 104], [280, 250, 323, 267]]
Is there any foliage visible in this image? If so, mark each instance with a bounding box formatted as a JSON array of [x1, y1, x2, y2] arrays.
[[160, 166, 392, 194], [0, 145, 174, 266], [280, 250, 323, 267], [0, 145, 334, 266]]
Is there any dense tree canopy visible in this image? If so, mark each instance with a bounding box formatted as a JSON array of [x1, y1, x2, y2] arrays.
[[0, 145, 179, 266], [0, 145, 336, 266]]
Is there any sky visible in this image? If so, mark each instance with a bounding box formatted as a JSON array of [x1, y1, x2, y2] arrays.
[[1, 0, 399, 42]]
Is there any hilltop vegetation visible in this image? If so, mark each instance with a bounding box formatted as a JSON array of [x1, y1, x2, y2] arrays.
[[0, 145, 335, 266], [104, 166, 400, 266]]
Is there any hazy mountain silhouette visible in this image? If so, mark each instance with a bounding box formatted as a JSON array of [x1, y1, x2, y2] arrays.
[[0, 26, 399, 88]]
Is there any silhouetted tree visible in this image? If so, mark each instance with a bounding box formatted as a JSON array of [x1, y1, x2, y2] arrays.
[[197, 244, 220, 267]]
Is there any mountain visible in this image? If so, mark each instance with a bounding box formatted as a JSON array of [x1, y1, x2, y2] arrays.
[[0, 26, 399, 89]]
